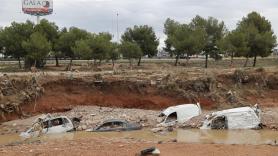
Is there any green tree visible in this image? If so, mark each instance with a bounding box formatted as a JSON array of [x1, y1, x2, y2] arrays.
[[190, 16, 226, 68], [107, 42, 120, 68], [34, 19, 60, 66], [164, 18, 180, 57], [237, 12, 277, 67], [72, 39, 91, 60], [55, 27, 89, 69], [164, 18, 206, 66], [22, 32, 51, 67], [0, 21, 34, 68], [119, 42, 142, 67], [0, 28, 3, 54], [53, 27, 67, 66], [122, 25, 159, 66], [218, 30, 249, 65], [88, 32, 112, 65]]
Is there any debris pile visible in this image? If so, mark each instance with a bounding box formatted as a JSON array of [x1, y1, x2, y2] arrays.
[[55, 106, 160, 131], [0, 75, 44, 121]]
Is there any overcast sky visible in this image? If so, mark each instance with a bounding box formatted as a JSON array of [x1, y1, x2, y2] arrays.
[[0, 0, 277, 48]]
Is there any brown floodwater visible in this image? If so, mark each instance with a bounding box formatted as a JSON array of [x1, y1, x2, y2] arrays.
[[0, 129, 278, 146]]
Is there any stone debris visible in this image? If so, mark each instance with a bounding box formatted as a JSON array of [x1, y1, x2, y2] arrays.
[[54, 106, 160, 131]]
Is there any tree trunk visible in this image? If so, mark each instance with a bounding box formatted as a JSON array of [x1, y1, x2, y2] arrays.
[[17, 57, 22, 69], [253, 54, 257, 67], [230, 52, 234, 67], [68, 58, 73, 71], [34, 60, 37, 67], [244, 55, 249, 67], [129, 59, 133, 69], [175, 55, 180, 66], [55, 56, 59, 67], [112, 59, 115, 68], [137, 57, 142, 66], [205, 53, 208, 68], [186, 54, 190, 66]]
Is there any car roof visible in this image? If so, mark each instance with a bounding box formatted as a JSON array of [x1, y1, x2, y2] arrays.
[[161, 104, 200, 116], [212, 107, 256, 116], [102, 119, 128, 124]]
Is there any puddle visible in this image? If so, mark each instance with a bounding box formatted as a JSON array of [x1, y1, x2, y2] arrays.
[[0, 129, 278, 146], [176, 129, 278, 145]]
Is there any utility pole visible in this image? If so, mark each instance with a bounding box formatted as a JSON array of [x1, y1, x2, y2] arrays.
[[36, 15, 40, 24], [117, 12, 119, 43]]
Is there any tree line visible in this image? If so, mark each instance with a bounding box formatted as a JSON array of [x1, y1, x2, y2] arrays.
[[0, 11, 276, 69]]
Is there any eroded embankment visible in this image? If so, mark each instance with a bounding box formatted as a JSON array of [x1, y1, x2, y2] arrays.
[[23, 79, 191, 113], [1, 68, 278, 123]]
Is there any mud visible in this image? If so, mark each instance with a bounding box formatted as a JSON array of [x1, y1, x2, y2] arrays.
[[1, 129, 278, 146], [1, 134, 278, 156]]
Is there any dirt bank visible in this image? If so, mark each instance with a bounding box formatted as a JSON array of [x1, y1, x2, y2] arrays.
[[27, 79, 190, 112], [1, 137, 278, 156], [1, 67, 278, 123]]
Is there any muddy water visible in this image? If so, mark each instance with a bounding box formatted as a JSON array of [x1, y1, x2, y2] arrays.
[[0, 129, 278, 146]]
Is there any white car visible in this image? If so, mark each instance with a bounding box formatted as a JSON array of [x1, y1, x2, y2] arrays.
[[201, 105, 261, 129], [157, 103, 202, 127], [20, 116, 77, 138]]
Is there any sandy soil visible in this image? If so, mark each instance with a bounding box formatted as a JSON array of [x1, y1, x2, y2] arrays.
[[1, 138, 278, 156]]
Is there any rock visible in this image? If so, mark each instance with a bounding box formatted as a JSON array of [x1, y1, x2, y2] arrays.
[[150, 80, 156, 86], [170, 139, 177, 143], [216, 82, 221, 88], [81, 125, 87, 130], [156, 118, 163, 123], [151, 127, 164, 133], [270, 124, 277, 129], [140, 147, 160, 156], [76, 127, 82, 131]]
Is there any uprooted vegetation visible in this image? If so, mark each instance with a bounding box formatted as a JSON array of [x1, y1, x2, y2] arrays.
[[0, 67, 278, 122], [0, 75, 44, 121]]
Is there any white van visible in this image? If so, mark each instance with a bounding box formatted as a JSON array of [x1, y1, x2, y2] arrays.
[[157, 103, 202, 127], [201, 105, 261, 129]]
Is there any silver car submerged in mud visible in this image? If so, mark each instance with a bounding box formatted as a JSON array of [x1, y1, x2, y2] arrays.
[[20, 115, 79, 138], [201, 105, 261, 129]]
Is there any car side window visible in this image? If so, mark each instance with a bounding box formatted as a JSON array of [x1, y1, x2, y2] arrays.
[[113, 122, 124, 128], [49, 118, 64, 127]]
